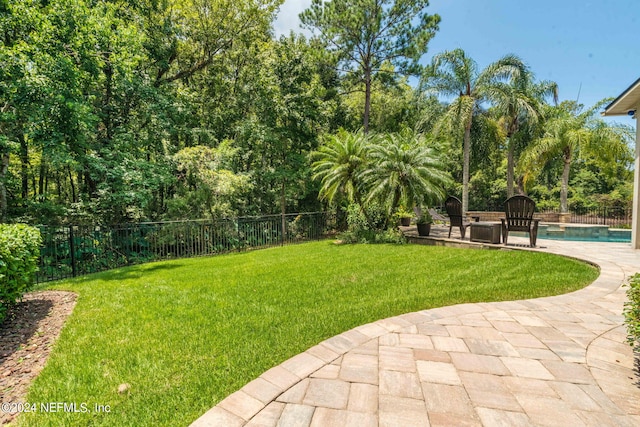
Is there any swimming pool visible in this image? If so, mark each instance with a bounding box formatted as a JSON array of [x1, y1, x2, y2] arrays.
[[538, 234, 631, 243], [527, 224, 631, 243]]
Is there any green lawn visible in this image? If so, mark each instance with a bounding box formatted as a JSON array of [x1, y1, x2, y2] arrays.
[[20, 241, 598, 426]]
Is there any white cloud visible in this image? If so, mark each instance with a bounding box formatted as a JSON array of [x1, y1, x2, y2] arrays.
[[273, 0, 313, 38]]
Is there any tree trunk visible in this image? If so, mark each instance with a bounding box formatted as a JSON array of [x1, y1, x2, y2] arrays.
[[39, 161, 47, 197], [102, 50, 114, 144], [19, 132, 28, 200], [363, 68, 371, 133], [506, 138, 515, 198], [560, 149, 571, 213], [31, 168, 36, 197], [56, 172, 62, 199], [462, 121, 472, 215], [0, 151, 8, 223], [516, 176, 525, 196], [281, 180, 286, 243], [68, 166, 77, 203], [157, 183, 165, 219], [84, 170, 96, 198], [506, 118, 519, 198]]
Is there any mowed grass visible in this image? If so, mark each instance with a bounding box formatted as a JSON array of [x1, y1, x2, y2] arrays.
[[20, 241, 598, 426]]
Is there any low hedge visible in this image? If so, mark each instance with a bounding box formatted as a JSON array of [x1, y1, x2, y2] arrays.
[[624, 273, 640, 349], [0, 224, 42, 323]]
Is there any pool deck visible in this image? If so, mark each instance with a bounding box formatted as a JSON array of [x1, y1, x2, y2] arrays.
[[191, 226, 640, 426]]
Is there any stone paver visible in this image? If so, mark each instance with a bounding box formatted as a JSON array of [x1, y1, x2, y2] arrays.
[[191, 234, 640, 426]]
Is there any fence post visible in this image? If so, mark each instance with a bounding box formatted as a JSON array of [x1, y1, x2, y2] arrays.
[[69, 225, 77, 277], [281, 213, 285, 246]]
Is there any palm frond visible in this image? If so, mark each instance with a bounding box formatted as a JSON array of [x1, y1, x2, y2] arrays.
[[310, 130, 370, 205], [476, 54, 524, 88], [361, 130, 451, 211]]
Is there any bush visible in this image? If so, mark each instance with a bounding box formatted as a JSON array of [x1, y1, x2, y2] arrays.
[[340, 203, 406, 244], [624, 273, 640, 349], [340, 228, 406, 244], [0, 224, 42, 323]]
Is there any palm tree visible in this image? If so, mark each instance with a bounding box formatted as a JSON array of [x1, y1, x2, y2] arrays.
[[491, 69, 558, 197], [311, 129, 370, 207], [362, 131, 451, 224], [420, 48, 525, 214], [521, 100, 633, 213]]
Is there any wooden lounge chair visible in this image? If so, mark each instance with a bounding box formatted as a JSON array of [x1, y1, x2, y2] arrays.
[[444, 196, 476, 239], [428, 208, 448, 224], [501, 195, 539, 247]]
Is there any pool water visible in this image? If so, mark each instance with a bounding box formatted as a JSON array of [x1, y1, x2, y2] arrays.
[[514, 224, 631, 243], [539, 234, 631, 243]]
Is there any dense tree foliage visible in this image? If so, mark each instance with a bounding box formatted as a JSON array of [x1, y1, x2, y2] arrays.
[[0, 1, 633, 226], [0, 0, 340, 224], [300, 0, 440, 132]]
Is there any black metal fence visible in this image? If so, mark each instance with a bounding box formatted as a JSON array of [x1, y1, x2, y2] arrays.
[[568, 206, 632, 228], [37, 212, 336, 283], [535, 206, 632, 227], [473, 202, 632, 228]]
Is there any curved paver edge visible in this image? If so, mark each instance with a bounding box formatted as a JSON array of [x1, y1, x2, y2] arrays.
[[190, 243, 635, 426]]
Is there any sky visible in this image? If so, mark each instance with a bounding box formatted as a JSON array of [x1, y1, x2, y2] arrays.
[[273, 0, 639, 127]]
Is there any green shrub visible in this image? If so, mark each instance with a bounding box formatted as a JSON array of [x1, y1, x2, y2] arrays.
[[340, 203, 406, 244], [624, 273, 640, 349], [0, 224, 42, 323], [394, 206, 413, 219]]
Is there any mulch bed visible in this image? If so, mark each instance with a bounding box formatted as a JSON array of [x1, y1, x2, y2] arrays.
[[0, 291, 77, 425]]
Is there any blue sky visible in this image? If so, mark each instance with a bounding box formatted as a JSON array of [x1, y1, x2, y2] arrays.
[[273, 0, 638, 126]]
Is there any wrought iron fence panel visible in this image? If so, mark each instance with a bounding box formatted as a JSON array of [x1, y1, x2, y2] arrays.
[[569, 206, 631, 227], [36, 212, 335, 283]]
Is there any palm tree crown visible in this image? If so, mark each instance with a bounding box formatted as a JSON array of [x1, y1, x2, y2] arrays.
[[420, 48, 525, 213], [521, 100, 633, 213], [362, 131, 451, 218], [491, 69, 558, 197], [312, 129, 451, 228], [311, 130, 370, 206]]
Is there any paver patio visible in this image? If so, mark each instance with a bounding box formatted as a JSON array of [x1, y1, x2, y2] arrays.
[[191, 230, 640, 426]]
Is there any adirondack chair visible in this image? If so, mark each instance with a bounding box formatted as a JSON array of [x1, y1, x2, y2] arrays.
[[428, 208, 448, 224], [444, 196, 475, 239], [501, 195, 539, 247]]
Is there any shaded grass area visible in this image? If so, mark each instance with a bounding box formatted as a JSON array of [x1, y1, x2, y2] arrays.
[[21, 241, 598, 426]]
